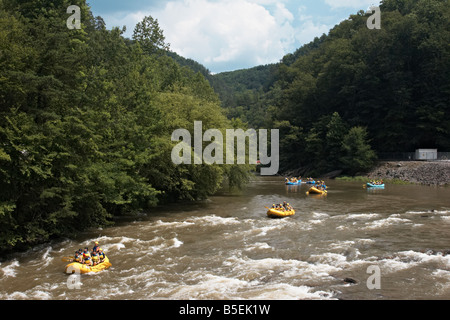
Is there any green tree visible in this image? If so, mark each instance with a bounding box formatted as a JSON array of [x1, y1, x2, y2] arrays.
[[340, 127, 377, 175], [0, 0, 253, 253], [325, 112, 347, 170], [133, 15, 170, 54]]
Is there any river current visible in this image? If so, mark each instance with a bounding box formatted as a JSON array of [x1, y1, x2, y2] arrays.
[[1, 176, 449, 300]]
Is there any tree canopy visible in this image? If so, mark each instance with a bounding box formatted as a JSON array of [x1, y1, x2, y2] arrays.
[[0, 1, 252, 252]]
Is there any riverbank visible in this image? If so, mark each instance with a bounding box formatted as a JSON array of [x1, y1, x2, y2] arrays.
[[283, 160, 450, 186], [365, 161, 450, 186]]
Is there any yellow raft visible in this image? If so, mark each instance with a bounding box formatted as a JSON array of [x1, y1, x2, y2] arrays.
[[267, 208, 296, 218], [65, 256, 112, 274], [306, 186, 327, 195]]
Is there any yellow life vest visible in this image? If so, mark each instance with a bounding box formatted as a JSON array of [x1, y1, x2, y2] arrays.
[[83, 252, 91, 263]]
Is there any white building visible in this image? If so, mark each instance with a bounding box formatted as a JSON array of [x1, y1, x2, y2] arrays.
[[415, 149, 437, 160]]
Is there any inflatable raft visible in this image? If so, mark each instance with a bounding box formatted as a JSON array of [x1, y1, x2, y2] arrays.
[[267, 208, 295, 218], [305, 180, 316, 184], [285, 181, 301, 185], [65, 256, 112, 274], [366, 183, 385, 188], [306, 186, 327, 195]]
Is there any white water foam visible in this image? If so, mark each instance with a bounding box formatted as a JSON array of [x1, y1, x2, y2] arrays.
[[160, 272, 334, 300], [362, 216, 412, 230], [406, 210, 450, 215], [188, 215, 241, 226], [6, 291, 28, 300], [311, 212, 330, 219], [248, 283, 334, 300], [168, 274, 249, 299], [223, 255, 341, 283], [376, 250, 450, 275], [0, 260, 20, 278], [36, 246, 54, 270], [154, 220, 195, 228], [398, 250, 450, 265], [244, 242, 273, 252], [344, 213, 382, 220]]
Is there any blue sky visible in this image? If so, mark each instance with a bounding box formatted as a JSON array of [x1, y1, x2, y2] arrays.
[[88, 0, 381, 73]]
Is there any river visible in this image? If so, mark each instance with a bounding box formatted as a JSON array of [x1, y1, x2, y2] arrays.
[[1, 176, 449, 300]]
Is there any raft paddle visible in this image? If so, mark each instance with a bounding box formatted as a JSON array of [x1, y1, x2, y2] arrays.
[[61, 256, 74, 262]]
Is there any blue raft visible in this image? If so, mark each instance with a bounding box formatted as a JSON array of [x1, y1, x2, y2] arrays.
[[366, 183, 385, 188], [285, 180, 301, 185]]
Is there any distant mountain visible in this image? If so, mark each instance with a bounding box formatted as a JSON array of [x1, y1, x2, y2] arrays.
[[165, 51, 275, 124], [165, 51, 213, 81]]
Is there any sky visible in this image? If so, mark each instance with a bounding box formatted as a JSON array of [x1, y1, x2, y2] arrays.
[[88, 0, 381, 73]]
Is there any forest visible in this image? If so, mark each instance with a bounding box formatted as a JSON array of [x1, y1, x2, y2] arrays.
[[0, 0, 251, 252], [1, 0, 449, 252], [213, 0, 450, 175]]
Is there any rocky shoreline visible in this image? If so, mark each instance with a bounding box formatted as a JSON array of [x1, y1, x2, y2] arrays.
[[366, 161, 450, 186], [281, 160, 450, 186]]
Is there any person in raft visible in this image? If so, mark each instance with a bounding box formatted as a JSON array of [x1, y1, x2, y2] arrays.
[[82, 248, 92, 266], [272, 202, 293, 212], [317, 180, 327, 191], [72, 241, 107, 265], [74, 251, 83, 263], [91, 250, 100, 266], [98, 248, 106, 263], [283, 202, 293, 211]]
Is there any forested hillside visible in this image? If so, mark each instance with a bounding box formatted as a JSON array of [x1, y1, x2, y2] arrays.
[[1, 0, 449, 253], [212, 64, 277, 128], [0, 0, 251, 252], [213, 0, 450, 175]]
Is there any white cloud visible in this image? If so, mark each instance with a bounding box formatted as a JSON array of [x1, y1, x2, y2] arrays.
[[324, 0, 381, 10], [98, 0, 335, 72], [274, 2, 294, 24], [154, 0, 298, 72], [295, 19, 330, 45], [293, 5, 331, 46]]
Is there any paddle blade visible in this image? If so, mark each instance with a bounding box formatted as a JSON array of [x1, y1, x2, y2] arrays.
[[61, 257, 74, 262]]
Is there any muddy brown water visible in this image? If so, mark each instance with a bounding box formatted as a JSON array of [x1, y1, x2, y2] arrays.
[[1, 176, 449, 300]]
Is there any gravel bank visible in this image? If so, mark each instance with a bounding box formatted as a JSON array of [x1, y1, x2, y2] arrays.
[[367, 161, 450, 186]]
